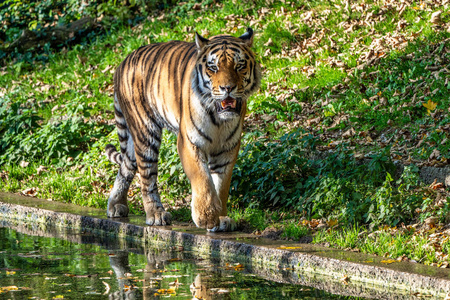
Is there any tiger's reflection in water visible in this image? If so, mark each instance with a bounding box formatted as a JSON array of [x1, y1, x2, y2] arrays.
[[107, 249, 219, 300], [108, 250, 139, 300], [190, 274, 214, 300], [108, 249, 167, 299]]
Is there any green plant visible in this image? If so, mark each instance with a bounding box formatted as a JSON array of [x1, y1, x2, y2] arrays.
[[0, 98, 41, 160], [229, 207, 269, 231], [281, 223, 310, 240], [0, 101, 113, 165], [158, 132, 190, 203], [230, 130, 312, 208]]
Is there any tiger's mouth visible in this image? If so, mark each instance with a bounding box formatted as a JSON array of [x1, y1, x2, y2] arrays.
[[217, 96, 239, 114]]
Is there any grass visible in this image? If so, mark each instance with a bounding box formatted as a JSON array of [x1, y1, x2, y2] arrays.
[[314, 225, 449, 267], [0, 163, 110, 209], [1, 0, 450, 267], [281, 222, 311, 240]]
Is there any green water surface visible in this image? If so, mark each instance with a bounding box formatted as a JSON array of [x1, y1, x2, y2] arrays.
[[0, 227, 366, 299]]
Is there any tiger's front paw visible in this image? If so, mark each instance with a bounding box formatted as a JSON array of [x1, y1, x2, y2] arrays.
[[146, 207, 172, 226], [219, 216, 237, 232], [193, 215, 220, 231], [191, 200, 221, 231], [207, 216, 237, 232]]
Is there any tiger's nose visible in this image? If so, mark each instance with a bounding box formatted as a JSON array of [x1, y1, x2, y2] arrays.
[[219, 85, 236, 93]]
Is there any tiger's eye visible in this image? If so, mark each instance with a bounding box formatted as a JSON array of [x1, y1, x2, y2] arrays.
[[208, 65, 218, 72], [236, 63, 245, 70]]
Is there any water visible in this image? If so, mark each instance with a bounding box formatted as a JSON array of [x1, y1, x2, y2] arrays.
[[0, 227, 367, 299]]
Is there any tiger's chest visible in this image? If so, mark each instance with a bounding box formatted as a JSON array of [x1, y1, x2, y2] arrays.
[[184, 97, 242, 158]]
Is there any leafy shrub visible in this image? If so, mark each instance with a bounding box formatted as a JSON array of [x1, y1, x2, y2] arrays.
[[0, 100, 112, 165], [0, 97, 41, 160], [158, 132, 190, 202], [365, 166, 422, 228], [304, 150, 424, 227], [231, 132, 425, 227], [230, 130, 312, 208]]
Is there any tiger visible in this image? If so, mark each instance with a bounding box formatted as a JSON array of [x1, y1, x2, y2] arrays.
[[104, 28, 261, 232]]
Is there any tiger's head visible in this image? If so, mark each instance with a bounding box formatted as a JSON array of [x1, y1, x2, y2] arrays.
[[192, 28, 261, 120]]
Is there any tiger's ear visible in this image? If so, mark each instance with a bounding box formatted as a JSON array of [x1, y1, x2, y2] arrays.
[[238, 27, 254, 47], [195, 32, 209, 51]]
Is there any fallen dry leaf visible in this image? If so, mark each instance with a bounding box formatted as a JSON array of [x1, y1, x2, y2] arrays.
[[0, 286, 19, 292], [429, 149, 441, 160], [327, 219, 338, 227], [102, 281, 110, 295], [424, 216, 438, 226], [277, 246, 303, 250], [380, 259, 396, 264], [423, 99, 437, 114], [156, 288, 176, 294], [342, 128, 356, 138], [341, 274, 350, 284], [430, 11, 442, 25], [167, 258, 182, 262], [169, 278, 181, 287], [19, 161, 29, 168], [429, 179, 444, 190], [36, 165, 48, 175], [21, 187, 38, 197], [234, 263, 245, 271]]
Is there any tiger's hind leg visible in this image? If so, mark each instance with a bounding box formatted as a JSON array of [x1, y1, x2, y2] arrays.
[[134, 119, 171, 226], [106, 96, 137, 218], [106, 140, 136, 217]]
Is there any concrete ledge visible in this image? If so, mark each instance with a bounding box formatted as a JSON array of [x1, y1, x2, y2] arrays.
[[420, 165, 450, 187], [0, 192, 449, 299]]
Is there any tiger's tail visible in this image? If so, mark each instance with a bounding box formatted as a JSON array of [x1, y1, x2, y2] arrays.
[[105, 92, 133, 166], [105, 144, 123, 165]]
